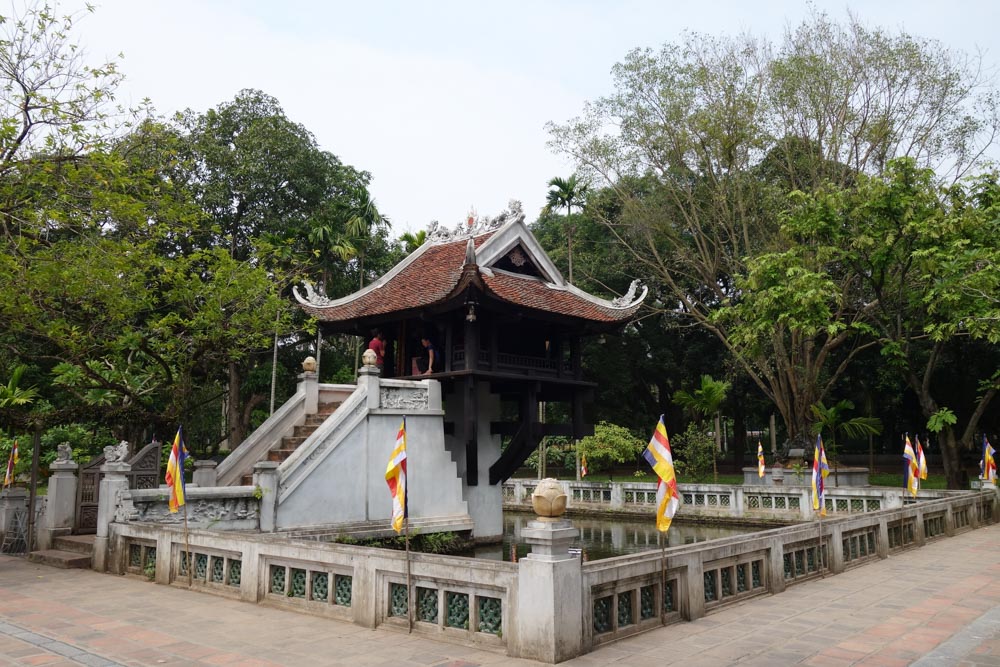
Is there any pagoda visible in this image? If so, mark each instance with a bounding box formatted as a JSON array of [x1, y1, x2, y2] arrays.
[[295, 202, 645, 537]]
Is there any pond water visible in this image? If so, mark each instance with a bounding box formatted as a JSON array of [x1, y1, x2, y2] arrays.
[[472, 512, 759, 562]]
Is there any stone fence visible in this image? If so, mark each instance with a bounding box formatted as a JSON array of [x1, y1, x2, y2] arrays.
[[105, 484, 998, 662], [502, 479, 905, 521]]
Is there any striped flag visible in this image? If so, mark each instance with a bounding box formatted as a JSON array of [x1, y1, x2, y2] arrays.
[[3, 439, 18, 487], [757, 441, 766, 478], [903, 434, 920, 497], [915, 435, 928, 480], [385, 418, 408, 533], [165, 427, 188, 513], [982, 435, 996, 484], [581, 454, 588, 478], [812, 435, 830, 516], [642, 415, 680, 533]]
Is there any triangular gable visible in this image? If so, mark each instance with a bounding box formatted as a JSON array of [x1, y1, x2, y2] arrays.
[[476, 216, 564, 286]]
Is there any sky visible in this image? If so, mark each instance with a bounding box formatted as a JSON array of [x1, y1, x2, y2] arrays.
[[54, 0, 1000, 235]]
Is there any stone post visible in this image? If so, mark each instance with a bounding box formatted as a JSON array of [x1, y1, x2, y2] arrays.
[[0, 487, 28, 544], [253, 461, 279, 532], [192, 460, 218, 487], [37, 458, 79, 550], [93, 460, 130, 572], [357, 360, 380, 410], [300, 356, 319, 415], [512, 479, 582, 663]]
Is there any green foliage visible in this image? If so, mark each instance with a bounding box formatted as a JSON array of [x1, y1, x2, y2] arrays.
[[927, 408, 958, 433], [810, 400, 882, 460], [670, 423, 716, 482], [673, 375, 730, 423], [577, 422, 645, 476]]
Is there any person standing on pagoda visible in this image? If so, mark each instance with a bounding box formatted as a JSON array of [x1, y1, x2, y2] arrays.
[[368, 329, 386, 371], [418, 335, 439, 375]]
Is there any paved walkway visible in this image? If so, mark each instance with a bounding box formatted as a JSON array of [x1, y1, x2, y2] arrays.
[[1, 525, 998, 666]]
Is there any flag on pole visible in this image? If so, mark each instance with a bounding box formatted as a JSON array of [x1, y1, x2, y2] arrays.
[[812, 435, 830, 516], [385, 417, 408, 533], [903, 434, 920, 497], [981, 435, 996, 484], [165, 427, 188, 513], [3, 439, 18, 487], [915, 435, 928, 480], [642, 415, 681, 533], [757, 441, 766, 478], [581, 454, 588, 478]]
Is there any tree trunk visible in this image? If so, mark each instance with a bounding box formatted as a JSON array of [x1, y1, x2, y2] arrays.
[[227, 362, 246, 449]]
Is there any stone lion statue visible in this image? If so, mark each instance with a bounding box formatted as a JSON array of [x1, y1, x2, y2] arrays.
[[55, 442, 73, 463], [103, 440, 129, 463]]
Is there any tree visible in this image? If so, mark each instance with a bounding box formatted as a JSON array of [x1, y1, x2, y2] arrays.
[[399, 229, 427, 254], [673, 374, 730, 481], [786, 159, 999, 487], [576, 421, 645, 479], [547, 11, 998, 449], [545, 175, 588, 282], [810, 399, 882, 484]]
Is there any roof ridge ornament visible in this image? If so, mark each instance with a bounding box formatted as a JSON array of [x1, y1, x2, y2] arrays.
[[293, 280, 335, 307], [426, 199, 525, 244], [610, 279, 648, 308]]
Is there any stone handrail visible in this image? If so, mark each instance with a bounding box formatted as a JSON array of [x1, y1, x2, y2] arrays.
[[120, 486, 260, 531], [216, 388, 306, 487]]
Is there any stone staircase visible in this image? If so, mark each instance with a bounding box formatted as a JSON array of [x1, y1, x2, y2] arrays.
[[28, 534, 95, 569], [239, 402, 340, 485]]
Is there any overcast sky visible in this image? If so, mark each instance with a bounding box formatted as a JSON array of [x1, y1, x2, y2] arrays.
[[57, 0, 1000, 235]]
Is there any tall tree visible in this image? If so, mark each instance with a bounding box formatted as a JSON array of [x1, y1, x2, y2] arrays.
[[545, 174, 588, 282], [547, 11, 998, 447]]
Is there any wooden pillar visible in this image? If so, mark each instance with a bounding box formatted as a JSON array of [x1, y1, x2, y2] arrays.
[[465, 376, 478, 486], [570, 336, 582, 381]]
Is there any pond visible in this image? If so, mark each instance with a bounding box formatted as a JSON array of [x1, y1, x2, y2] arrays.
[[472, 511, 760, 562]]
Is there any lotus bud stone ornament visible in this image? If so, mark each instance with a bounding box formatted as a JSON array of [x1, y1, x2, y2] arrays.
[[302, 356, 317, 372], [362, 348, 378, 367], [531, 478, 568, 519]]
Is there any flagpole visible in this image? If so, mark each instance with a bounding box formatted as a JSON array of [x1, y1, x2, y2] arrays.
[[404, 515, 413, 633], [659, 531, 666, 626], [404, 415, 412, 634], [183, 501, 192, 587], [817, 513, 824, 578]]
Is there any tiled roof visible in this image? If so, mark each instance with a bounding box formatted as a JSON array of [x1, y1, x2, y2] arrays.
[[300, 233, 640, 324], [482, 273, 641, 322]]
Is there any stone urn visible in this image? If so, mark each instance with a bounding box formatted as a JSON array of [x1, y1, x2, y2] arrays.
[[531, 478, 567, 520]]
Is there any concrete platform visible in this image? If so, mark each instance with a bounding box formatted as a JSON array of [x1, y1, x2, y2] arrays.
[[1, 525, 999, 666]]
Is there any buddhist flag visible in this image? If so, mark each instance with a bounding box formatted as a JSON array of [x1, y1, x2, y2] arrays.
[[757, 441, 766, 478], [812, 435, 830, 516], [642, 415, 680, 533], [3, 439, 18, 487], [385, 417, 408, 533], [165, 427, 188, 513], [915, 435, 928, 480], [903, 434, 919, 497], [581, 454, 588, 478], [982, 435, 997, 484]]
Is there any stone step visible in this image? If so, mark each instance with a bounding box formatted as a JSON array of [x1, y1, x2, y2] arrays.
[[28, 549, 91, 569], [240, 474, 253, 486], [281, 436, 307, 448], [52, 535, 95, 555], [267, 449, 297, 463], [316, 402, 341, 416]]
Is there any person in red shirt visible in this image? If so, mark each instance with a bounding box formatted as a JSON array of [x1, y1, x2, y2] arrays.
[[368, 329, 385, 370]]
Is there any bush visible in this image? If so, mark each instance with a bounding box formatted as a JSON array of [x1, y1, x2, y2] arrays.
[[670, 424, 716, 482]]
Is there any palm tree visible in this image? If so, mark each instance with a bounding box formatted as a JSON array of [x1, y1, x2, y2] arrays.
[[545, 175, 588, 283], [399, 229, 427, 254], [673, 375, 730, 482], [0, 366, 39, 411], [811, 399, 883, 485]]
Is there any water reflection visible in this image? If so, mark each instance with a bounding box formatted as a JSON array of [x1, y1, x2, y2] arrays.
[[474, 512, 756, 562]]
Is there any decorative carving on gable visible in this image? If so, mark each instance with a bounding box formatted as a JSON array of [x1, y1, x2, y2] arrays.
[[292, 281, 335, 307], [611, 279, 648, 308], [426, 200, 525, 244]]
